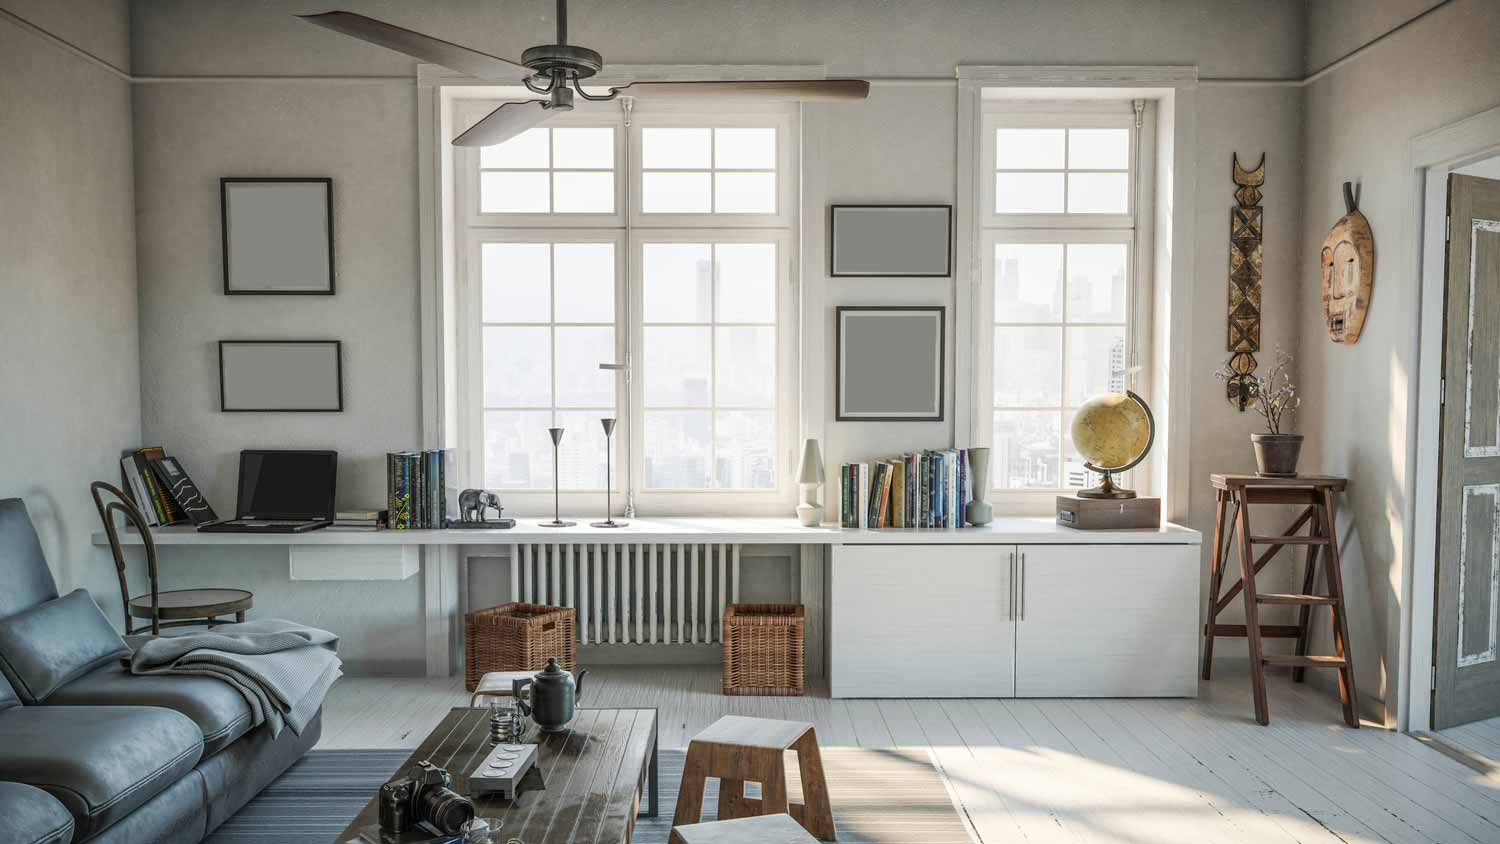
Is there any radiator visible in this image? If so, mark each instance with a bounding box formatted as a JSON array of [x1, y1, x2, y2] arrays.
[[508, 543, 742, 645]]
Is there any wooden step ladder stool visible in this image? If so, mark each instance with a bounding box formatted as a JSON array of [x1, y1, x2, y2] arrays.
[[673, 716, 835, 841], [1202, 474, 1359, 727]]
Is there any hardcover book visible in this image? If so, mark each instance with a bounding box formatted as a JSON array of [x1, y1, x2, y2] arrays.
[[147, 456, 219, 526]]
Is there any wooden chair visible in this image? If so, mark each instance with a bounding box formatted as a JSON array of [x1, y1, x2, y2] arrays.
[[91, 481, 253, 635], [673, 715, 835, 841]]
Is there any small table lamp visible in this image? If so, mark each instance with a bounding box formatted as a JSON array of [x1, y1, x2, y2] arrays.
[[796, 438, 825, 527]]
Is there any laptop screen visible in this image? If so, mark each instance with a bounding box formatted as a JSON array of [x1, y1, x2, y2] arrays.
[[236, 450, 337, 519]]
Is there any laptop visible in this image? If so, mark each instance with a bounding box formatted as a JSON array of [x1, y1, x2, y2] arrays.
[[198, 450, 337, 533]]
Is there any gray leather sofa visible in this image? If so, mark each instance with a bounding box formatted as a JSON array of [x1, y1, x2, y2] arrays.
[[0, 499, 321, 843]]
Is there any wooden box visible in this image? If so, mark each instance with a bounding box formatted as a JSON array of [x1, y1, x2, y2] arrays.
[[1056, 495, 1161, 530]]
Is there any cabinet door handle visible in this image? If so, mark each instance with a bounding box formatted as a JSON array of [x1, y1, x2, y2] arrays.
[[1019, 552, 1026, 621], [1008, 550, 1016, 621]]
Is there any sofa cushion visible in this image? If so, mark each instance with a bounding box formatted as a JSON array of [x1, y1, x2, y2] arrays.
[[0, 663, 21, 712], [0, 782, 74, 844], [47, 662, 254, 755], [0, 498, 61, 620], [0, 705, 203, 840], [0, 589, 129, 703]]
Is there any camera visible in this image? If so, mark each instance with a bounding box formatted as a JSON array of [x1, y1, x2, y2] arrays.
[[377, 760, 475, 836]]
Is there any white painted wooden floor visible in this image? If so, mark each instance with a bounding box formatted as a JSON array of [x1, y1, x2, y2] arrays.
[[320, 666, 1500, 843], [1438, 716, 1500, 773]]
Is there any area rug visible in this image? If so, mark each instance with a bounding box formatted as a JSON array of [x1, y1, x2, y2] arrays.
[[204, 747, 972, 843]]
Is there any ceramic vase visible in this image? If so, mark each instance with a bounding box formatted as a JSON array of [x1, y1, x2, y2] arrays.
[[964, 447, 993, 526]]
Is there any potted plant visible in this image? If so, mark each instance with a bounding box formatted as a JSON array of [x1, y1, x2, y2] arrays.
[[1217, 347, 1303, 477]]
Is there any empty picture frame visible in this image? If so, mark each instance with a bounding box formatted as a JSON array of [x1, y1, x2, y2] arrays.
[[830, 205, 952, 277], [221, 178, 335, 294], [219, 341, 343, 412], [837, 306, 945, 421]]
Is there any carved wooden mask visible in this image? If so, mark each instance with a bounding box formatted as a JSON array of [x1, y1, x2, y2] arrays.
[[1321, 203, 1374, 344]]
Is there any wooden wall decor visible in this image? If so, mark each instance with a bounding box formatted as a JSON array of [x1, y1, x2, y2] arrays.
[[1226, 153, 1265, 411], [1321, 182, 1375, 344]]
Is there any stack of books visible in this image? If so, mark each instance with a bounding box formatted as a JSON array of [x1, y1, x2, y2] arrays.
[[119, 446, 190, 526], [386, 449, 452, 530], [839, 449, 973, 529], [328, 509, 384, 532]]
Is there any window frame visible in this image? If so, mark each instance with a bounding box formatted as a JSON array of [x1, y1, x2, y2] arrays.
[[629, 108, 797, 230], [981, 106, 1137, 230]]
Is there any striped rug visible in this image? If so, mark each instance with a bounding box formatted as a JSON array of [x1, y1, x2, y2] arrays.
[[205, 747, 973, 843]]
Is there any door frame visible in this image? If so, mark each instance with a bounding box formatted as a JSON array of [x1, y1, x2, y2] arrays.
[[1403, 103, 1500, 731]]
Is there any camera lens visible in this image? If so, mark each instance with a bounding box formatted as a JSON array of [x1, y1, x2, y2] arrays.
[[418, 785, 476, 835]]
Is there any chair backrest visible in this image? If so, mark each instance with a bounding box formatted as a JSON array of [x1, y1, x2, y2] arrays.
[[90, 482, 161, 635], [0, 499, 61, 621]]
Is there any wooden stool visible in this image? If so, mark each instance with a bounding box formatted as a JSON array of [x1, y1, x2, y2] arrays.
[[1202, 474, 1359, 727], [670, 813, 819, 844], [468, 670, 538, 706], [673, 716, 835, 841]]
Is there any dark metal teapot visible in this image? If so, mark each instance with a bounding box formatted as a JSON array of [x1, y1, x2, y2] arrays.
[[512, 658, 587, 734]]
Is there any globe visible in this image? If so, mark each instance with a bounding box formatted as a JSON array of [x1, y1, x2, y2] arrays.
[[1071, 392, 1152, 471]]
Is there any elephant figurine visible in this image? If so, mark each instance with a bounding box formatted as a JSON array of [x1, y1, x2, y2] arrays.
[[457, 489, 503, 523]]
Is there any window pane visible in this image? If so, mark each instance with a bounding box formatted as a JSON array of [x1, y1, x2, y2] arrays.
[[644, 326, 710, 405], [551, 127, 613, 169], [481, 171, 549, 213], [995, 172, 1064, 214], [480, 127, 548, 169], [553, 410, 613, 489], [716, 410, 776, 489], [715, 243, 776, 323], [1066, 243, 1128, 322], [642, 128, 710, 169], [642, 172, 712, 213], [1068, 128, 1128, 169], [643, 243, 711, 322], [994, 326, 1062, 406], [715, 172, 776, 213], [484, 410, 553, 489], [1066, 326, 1127, 405], [716, 326, 775, 407], [1067, 172, 1128, 214], [1061, 409, 1104, 489], [994, 243, 1062, 322], [483, 326, 550, 406], [714, 128, 776, 169], [554, 326, 615, 407], [992, 411, 1060, 490], [552, 172, 614, 213], [996, 128, 1064, 169], [481, 243, 550, 323], [553, 243, 614, 322], [644, 410, 710, 488]]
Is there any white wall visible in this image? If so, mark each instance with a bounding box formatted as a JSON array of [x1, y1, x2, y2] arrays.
[[1296, 0, 1500, 723], [0, 1, 143, 623]]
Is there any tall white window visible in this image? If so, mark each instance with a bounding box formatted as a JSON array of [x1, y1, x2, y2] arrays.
[[981, 104, 1150, 495], [454, 100, 796, 513]]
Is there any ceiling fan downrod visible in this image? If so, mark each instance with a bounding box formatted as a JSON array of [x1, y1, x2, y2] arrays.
[[521, 0, 614, 109]]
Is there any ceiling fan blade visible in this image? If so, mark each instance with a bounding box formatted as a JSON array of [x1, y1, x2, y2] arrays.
[[453, 100, 555, 147], [298, 11, 531, 81], [609, 79, 871, 102]]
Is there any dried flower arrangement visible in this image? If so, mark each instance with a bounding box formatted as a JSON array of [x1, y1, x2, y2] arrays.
[[1216, 346, 1300, 435]]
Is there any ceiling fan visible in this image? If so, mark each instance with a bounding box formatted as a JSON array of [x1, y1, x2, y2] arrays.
[[299, 0, 871, 148]]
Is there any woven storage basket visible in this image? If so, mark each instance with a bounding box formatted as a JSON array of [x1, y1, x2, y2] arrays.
[[464, 602, 576, 692], [722, 603, 805, 696]]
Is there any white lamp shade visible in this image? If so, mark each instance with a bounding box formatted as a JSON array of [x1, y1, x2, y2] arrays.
[[797, 439, 825, 484]]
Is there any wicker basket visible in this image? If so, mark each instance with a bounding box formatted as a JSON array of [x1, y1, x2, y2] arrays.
[[722, 603, 805, 696], [464, 602, 576, 692]]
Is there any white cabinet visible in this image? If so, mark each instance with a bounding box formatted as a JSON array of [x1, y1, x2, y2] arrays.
[[830, 542, 1198, 698]]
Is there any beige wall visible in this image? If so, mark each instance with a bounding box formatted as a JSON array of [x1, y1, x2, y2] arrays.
[[1296, 0, 1500, 721], [0, 1, 141, 623]]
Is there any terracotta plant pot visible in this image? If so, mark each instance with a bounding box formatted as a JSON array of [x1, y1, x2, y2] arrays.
[[1251, 433, 1303, 478]]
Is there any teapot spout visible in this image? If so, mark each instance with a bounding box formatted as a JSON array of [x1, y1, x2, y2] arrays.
[[574, 668, 589, 703]]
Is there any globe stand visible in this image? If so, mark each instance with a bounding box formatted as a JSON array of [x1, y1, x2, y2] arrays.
[[1073, 390, 1155, 501], [1076, 469, 1136, 500]]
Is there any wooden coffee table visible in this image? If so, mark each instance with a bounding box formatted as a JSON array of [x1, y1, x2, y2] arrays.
[[337, 707, 658, 843]]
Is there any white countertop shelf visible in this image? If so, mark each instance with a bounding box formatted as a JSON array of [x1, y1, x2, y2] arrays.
[[94, 517, 1200, 547]]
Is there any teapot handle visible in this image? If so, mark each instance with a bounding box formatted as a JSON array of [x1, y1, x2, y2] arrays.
[[511, 678, 533, 717], [574, 668, 589, 703]]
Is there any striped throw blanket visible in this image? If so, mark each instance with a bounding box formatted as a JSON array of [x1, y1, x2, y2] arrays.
[[130, 619, 342, 737]]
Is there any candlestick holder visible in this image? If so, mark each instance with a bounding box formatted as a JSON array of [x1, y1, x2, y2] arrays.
[[539, 427, 576, 527], [590, 417, 626, 528]]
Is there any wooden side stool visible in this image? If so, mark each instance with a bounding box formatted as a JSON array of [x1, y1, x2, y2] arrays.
[[673, 715, 835, 841], [670, 813, 819, 844]]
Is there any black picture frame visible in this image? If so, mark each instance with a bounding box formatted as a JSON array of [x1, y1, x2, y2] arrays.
[[836, 306, 946, 422], [829, 204, 953, 278], [218, 340, 344, 412], [221, 177, 335, 295]]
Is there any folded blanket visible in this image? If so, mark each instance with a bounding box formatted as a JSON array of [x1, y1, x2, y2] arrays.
[[129, 618, 342, 738]]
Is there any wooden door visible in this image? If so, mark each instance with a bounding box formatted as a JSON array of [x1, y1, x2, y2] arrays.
[[829, 545, 1015, 697], [1435, 174, 1500, 728], [1014, 544, 1198, 697]]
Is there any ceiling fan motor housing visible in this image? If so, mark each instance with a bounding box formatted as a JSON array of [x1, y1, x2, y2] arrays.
[[522, 44, 603, 79]]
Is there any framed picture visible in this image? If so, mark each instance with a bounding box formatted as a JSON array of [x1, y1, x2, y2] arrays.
[[836, 306, 945, 421], [221, 177, 335, 294], [830, 205, 952, 277], [218, 340, 343, 412]]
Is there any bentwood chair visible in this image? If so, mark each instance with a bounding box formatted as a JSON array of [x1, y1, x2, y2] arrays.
[[90, 481, 253, 635]]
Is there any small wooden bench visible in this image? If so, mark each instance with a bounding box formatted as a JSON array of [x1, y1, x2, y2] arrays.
[[673, 715, 834, 840], [670, 813, 819, 844]]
